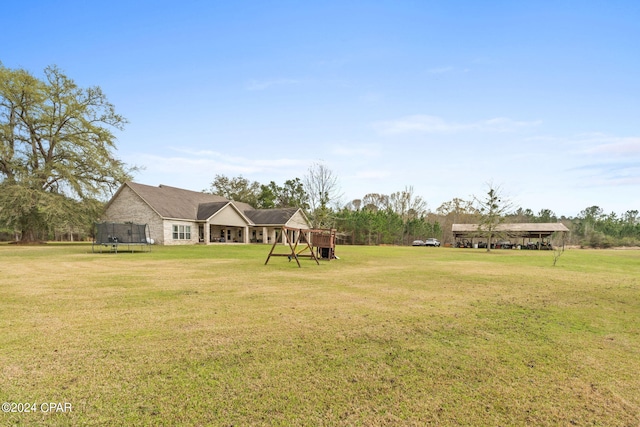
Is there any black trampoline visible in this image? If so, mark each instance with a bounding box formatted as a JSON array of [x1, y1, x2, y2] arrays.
[[93, 222, 152, 253]]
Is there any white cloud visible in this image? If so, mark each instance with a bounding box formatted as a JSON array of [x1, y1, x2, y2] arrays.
[[331, 143, 382, 158], [374, 114, 542, 134], [373, 115, 541, 135], [527, 133, 640, 158], [374, 115, 458, 134], [244, 78, 301, 91], [129, 147, 309, 186], [585, 137, 640, 156], [138, 153, 254, 175], [478, 117, 542, 131], [171, 147, 302, 168], [353, 169, 391, 179], [428, 66, 454, 74]]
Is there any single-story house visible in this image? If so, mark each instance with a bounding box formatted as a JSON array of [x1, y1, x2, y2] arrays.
[[102, 182, 311, 245]]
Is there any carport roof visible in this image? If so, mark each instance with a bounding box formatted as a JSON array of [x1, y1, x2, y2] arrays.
[[452, 223, 569, 238]]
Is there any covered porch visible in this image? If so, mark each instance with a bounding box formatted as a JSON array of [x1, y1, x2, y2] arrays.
[[196, 224, 298, 245]]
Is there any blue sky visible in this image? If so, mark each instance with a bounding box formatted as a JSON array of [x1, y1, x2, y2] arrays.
[[4, 0, 639, 217]]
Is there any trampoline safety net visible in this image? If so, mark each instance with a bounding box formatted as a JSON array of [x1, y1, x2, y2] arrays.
[[93, 222, 152, 253]]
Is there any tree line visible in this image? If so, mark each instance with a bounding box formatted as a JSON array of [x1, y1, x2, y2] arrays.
[[205, 174, 640, 248], [1, 63, 638, 247]]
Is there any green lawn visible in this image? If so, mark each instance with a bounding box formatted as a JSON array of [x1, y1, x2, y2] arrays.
[[1, 243, 639, 426]]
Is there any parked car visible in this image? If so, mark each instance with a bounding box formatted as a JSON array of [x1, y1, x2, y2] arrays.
[[424, 238, 441, 247], [412, 240, 425, 246], [494, 241, 513, 249]]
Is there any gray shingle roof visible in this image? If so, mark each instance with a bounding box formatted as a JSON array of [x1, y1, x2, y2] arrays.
[[126, 182, 228, 220], [243, 208, 301, 225], [231, 201, 256, 213], [121, 182, 304, 226], [196, 202, 230, 220]]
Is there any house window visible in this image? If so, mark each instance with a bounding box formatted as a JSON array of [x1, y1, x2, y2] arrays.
[[172, 225, 191, 240]]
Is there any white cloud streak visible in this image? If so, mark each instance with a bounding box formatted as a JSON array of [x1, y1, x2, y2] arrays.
[[374, 115, 542, 135], [427, 66, 454, 74], [352, 169, 391, 179], [244, 78, 301, 91], [585, 137, 640, 155], [131, 147, 308, 185], [331, 143, 382, 158]]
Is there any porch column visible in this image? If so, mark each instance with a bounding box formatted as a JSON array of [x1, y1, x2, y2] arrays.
[[243, 226, 249, 243], [204, 221, 210, 244], [263, 227, 268, 244]]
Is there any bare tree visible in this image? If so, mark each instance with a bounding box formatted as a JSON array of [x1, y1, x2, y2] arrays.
[[362, 193, 389, 212], [436, 197, 478, 245], [474, 183, 513, 252], [390, 186, 427, 220], [390, 186, 428, 245], [551, 232, 566, 266], [345, 199, 362, 211], [303, 162, 342, 228]]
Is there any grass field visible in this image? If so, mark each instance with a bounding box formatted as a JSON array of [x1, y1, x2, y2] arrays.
[[1, 243, 639, 426]]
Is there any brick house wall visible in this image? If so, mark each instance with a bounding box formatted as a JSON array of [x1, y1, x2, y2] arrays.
[[103, 186, 165, 244], [162, 220, 200, 245]]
